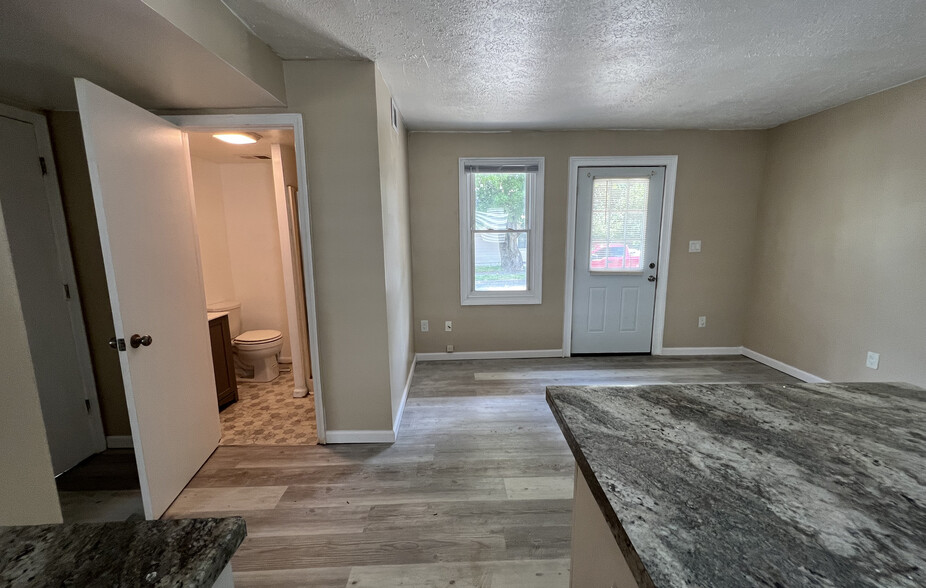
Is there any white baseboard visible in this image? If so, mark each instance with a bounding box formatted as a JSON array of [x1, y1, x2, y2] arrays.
[[740, 347, 828, 383], [325, 429, 396, 443], [659, 347, 743, 356], [415, 349, 563, 362], [106, 435, 133, 449], [392, 356, 417, 440]]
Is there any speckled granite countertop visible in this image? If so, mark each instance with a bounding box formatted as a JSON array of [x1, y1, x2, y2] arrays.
[[0, 517, 245, 587], [546, 382, 926, 588]]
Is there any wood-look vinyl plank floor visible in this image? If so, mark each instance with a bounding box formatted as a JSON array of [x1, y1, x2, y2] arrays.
[[166, 355, 797, 586]]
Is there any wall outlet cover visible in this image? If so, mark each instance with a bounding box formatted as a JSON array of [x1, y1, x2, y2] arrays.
[[446, 344, 454, 353], [420, 319, 429, 332], [689, 240, 702, 253], [866, 351, 880, 369]]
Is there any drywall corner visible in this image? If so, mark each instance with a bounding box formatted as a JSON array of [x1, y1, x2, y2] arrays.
[[0, 199, 62, 525]]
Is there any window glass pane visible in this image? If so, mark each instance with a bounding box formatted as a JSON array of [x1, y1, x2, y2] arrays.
[[474, 230, 528, 291], [473, 173, 527, 230], [589, 177, 648, 272]]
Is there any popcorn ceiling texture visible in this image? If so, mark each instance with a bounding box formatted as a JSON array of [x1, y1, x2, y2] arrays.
[[224, 0, 926, 130]]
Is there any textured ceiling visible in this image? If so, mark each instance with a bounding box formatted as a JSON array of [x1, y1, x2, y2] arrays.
[[223, 0, 926, 130]]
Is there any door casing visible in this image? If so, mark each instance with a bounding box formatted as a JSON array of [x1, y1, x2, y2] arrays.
[[562, 156, 678, 356]]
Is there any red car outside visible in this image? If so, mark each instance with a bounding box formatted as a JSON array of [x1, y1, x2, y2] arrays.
[[589, 243, 641, 270]]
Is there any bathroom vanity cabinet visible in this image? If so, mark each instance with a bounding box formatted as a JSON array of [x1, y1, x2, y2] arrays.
[[208, 314, 238, 409]]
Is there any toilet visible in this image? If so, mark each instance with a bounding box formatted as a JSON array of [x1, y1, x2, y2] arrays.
[[207, 300, 284, 382]]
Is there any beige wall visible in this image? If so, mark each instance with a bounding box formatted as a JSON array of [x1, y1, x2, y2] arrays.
[[190, 156, 236, 304], [0, 201, 62, 525], [191, 158, 293, 359], [47, 112, 131, 436], [745, 78, 926, 387], [408, 130, 768, 353], [283, 60, 394, 431], [374, 67, 415, 421]]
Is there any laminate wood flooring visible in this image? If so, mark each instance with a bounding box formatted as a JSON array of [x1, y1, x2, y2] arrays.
[[165, 355, 798, 587]]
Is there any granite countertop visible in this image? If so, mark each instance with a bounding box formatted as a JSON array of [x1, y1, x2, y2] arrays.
[[0, 517, 246, 587], [546, 382, 926, 588]]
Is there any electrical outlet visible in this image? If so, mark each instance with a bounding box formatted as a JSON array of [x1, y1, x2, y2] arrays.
[[866, 351, 880, 370], [420, 320, 429, 332], [689, 240, 702, 253], [445, 320, 453, 332], [446, 344, 454, 353], [698, 316, 707, 328]]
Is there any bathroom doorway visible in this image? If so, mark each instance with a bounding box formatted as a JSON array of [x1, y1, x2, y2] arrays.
[[181, 121, 322, 446]]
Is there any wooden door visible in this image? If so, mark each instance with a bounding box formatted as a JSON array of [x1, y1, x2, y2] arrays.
[[75, 79, 220, 518]]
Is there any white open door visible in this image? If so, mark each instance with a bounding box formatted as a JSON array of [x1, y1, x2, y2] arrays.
[[75, 79, 220, 519]]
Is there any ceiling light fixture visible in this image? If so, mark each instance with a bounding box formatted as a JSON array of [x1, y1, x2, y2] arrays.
[[213, 132, 262, 145]]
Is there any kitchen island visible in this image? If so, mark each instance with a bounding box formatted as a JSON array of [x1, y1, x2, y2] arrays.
[[547, 382, 926, 587], [0, 517, 246, 587]]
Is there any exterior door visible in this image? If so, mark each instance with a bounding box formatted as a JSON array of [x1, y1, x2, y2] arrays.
[[571, 167, 665, 353], [75, 79, 220, 519], [0, 111, 105, 474]]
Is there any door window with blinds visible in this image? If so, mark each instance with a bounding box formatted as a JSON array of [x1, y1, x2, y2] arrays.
[[459, 157, 544, 305], [588, 176, 649, 272]]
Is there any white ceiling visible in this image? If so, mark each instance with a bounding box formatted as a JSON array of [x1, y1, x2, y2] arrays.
[[0, 0, 283, 111], [223, 0, 926, 130], [187, 129, 295, 164]]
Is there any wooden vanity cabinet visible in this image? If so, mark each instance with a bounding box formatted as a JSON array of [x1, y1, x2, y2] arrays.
[[208, 314, 238, 410]]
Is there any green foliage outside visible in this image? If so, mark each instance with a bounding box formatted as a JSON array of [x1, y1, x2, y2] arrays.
[[474, 173, 526, 273]]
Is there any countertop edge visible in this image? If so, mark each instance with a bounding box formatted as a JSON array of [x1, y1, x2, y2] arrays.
[[546, 387, 656, 588], [199, 517, 247, 586]]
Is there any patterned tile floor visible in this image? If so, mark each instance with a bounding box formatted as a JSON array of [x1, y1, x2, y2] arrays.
[[219, 371, 318, 446]]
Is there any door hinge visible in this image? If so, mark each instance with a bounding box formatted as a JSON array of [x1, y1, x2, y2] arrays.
[[39, 157, 48, 176], [63, 283, 71, 299], [85, 399, 91, 413]]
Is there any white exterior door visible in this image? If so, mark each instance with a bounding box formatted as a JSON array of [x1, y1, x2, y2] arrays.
[[571, 167, 665, 353], [75, 79, 220, 519], [0, 112, 105, 474]]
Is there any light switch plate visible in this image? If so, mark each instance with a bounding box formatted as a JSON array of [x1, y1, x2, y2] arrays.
[[445, 320, 453, 332], [866, 351, 880, 369], [689, 240, 702, 253], [698, 316, 706, 328]]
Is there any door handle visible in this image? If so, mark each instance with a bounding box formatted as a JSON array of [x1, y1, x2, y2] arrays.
[[130, 334, 153, 348], [647, 275, 656, 282]]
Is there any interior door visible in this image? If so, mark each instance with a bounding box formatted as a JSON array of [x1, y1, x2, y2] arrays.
[[0, 113, 104, 474], [75, 79, 220, 518], [571, 167, 665, 353]]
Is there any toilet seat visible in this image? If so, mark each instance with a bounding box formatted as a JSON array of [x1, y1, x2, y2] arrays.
[[234, 329, 283, 346]]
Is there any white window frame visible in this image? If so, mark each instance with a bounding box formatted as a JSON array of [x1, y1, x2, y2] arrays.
[[459, 157, 544, 305]]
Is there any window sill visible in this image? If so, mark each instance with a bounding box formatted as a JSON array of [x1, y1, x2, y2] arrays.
[[461, 292, 542, 306]]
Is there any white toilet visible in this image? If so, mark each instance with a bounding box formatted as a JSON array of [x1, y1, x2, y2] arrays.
[[207, 300, 284, 382]]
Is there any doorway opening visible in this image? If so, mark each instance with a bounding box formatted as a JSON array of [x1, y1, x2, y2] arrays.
[[186, 127, 317, 445]]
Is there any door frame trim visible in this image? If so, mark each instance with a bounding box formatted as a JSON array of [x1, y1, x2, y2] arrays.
[[562, 155, 678, 356], [0, 102, 107, 456], [163, 113, 327, 444]]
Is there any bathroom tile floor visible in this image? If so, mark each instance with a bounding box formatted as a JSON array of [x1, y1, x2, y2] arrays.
[[220, 371, 318, 446]]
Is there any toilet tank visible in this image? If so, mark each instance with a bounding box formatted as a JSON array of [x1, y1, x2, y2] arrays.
[[206, 300, 242, 339]]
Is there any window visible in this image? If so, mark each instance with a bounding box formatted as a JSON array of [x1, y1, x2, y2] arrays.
[[459, 157, 544, 305], [588, 177, 648, 272]]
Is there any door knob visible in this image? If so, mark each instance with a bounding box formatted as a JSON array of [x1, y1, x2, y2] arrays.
[[647, 275, 656, 282], [130, 334, 153, 348]]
